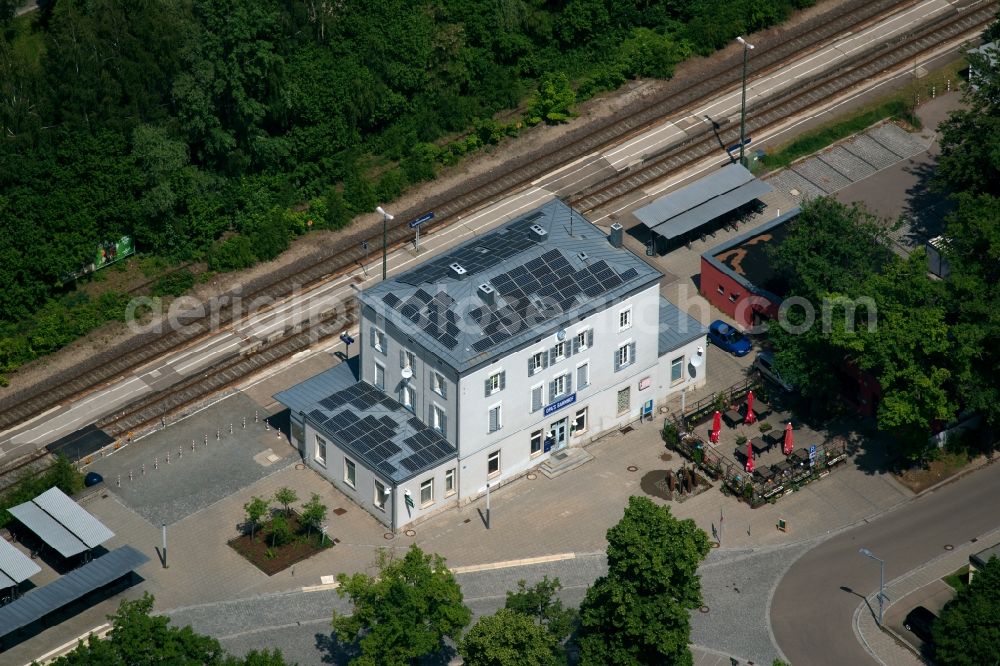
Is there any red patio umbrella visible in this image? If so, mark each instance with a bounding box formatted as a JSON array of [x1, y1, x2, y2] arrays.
[[744, 390, 757, 425], [710, 411, 721, 444], [783, 421, 794, 456], [745, 440, 755, 474]]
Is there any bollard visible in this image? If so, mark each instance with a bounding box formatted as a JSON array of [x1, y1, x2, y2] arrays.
[[932, 85, 936, 99], [161, 417, 166, 429], [130, 470, 134, 482], [947, 79, 951, 92], [204, 434, 208, 446], [117, 475, 121, 487], [166, 452, 171, 465], [179, 446, 183, 459], [242, 416, 246, 429], [154, 457, 158, 470], [230, 423, 234, 434], [276, 426, 281, 438], [265, 419, 270, 431], [216, 429, 220, 441], [192, 439, 196, 451], [255, 410, 259, 423], [142, 464, 146, 476]]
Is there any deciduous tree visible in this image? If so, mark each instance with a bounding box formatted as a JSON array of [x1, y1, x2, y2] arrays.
[[243, 496, 269, 542], [460, 608, 559, 666], [933, 556, 1000, 665]]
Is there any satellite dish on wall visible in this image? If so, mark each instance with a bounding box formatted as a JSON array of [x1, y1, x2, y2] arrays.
[[690, 346, 705, 369], [401, 366, 413, 380]]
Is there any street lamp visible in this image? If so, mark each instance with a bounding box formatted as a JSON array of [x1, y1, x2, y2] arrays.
[[736, 36, 755, 168], [376, 206, 394, 280], [859, 547, 886, 626]]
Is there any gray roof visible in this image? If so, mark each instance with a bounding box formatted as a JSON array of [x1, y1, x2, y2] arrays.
[[7, 502, 89, 558], [0, 539, 40, 587], [635, 164, 772, 240], [8, 488, 114, 558], [658, 297, 708, 357], [360, 199, 661, 373], [33, 487, 115, 548], [0, 545, 148, 638], [275, 365, 457, 484]]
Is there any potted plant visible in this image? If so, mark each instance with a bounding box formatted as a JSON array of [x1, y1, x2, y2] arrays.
[[759, 422, 772, 433], [736, 435, 748, 447], [661, 421, 681, 449]]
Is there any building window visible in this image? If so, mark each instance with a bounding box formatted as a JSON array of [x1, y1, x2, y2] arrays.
[[531, 384, 543, 413], [431, 372, 447, 398], [488, 404, 502, 433], [486, 370, 505, 396], [432, 404, 446, 434], [371, 327, 386, 353], [373, 479, 387, 511], [617, 387, 631, 416], [717, 285, 725, 295], [314, 435, 327, 467], [401, 349, 416, 371], [670, 356, 684, 384], [576, 362, 590, 390], [573, 407, 588, 435], [551, 373, 567, 401], [374, 361, 385, 390], [616, 343, 631, 368], [619, 307, 632, 331], [552, 341, 566, 362], [445, 468, 456, 496], [575, 329, 590, 353], [487, 450, 501, 478], [420, 478, 434, 507], [529, 351, 545, 375], [400, 384, 415, 411], [729, 293, 739, 302], [530, 429, 543, 457], [344, 458, 356, 488]]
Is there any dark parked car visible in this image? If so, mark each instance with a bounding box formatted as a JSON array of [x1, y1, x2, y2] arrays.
[[84, 471, 104, 487], [707, 320, 752, 357], [903, 605, 937, 644]]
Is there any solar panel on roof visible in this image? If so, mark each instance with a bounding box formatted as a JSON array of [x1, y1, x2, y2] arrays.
[[376, 461, 397, 477], [399, 456, 423, 472], [383, 293, 401, 307], [603, 273, 624, 289], [619, 267, 640, 281], [472, 338, 494, 353]]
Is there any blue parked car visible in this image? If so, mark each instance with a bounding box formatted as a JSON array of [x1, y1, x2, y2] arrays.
[[707, 320, 752, 356]]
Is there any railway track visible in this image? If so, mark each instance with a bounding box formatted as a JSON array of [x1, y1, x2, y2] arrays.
[[568, 2, 997, 214], [0, 0, 951, 437]]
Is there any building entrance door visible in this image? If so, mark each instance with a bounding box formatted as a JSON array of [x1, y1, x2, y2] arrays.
[[551, 417, 568, 450]]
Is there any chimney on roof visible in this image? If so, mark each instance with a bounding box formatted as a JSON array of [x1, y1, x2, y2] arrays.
[[477, 283, 495, 305], [609, 223, 624, 248], [577, 251, 589, 262], [529, 224, 548, 242], [449, 262, 467, 279]]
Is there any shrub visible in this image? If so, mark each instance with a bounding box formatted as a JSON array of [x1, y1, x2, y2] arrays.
[[760, 422, 772, 433], [662, 421, 680, 447], [268, 515, 293, 547], [151, 269, 195, 297], [736, 435, 748, 447]]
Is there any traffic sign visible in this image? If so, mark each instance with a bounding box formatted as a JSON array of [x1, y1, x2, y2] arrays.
[[408, 212, 434, 229], [808, 445, 817, 462], [404, 490, 414, 509]]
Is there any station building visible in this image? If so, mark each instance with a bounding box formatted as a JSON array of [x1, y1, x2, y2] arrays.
[[275, 199, 707, 530]]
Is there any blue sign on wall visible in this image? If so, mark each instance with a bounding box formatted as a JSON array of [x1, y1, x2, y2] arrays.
[[543, 393, 577, 416]]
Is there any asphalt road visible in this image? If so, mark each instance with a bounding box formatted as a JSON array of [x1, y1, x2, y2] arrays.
[[771, 462, 1000, 665]]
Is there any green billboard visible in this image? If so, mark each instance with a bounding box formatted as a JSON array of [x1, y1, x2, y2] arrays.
[[94, 235, 135, 270]]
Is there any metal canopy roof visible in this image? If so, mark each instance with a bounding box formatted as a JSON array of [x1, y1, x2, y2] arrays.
[[0, 545, 149, 638], [634, 163, 773, 240], [8, 488, 114, 558], [0, 539, 41, 587], [657, 297, 708, 356], [33, 487, 114, 549]]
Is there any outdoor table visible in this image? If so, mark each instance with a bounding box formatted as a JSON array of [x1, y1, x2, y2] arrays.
[[723, 409, 743, 427], [764, 430, 784, 448], [750, 437, 768, 458], [790, 448, 810, 466], [751, 400, 771, 420], [754, 466, 775, 482], [772, 460, 793, 477]]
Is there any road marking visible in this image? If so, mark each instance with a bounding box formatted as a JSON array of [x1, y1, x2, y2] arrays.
[[0, 404, 62, 440], [450, 552, 576, 574]]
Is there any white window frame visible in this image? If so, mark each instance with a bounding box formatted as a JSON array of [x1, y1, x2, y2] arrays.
[[617, 342, 631, 368], [487, 371, 503, 395], [488, 402, 502, 434], [530, 382, 544, 413], [400, 384, 415, 411], [444, 468, 456, 497], [314, 434, 327, 467], [373, 479, 387, 511], [431, 371, 446, 396], [670, 356, 685, 384], [487, 450, 501, 478], [374, 361, 385, 390], [402, 349, 416, 370], [619, 306, 632, 331], [344, 458, 356, 488], [553, 341, 566, 362], [529, 350, 545, 375], [575, 329, 590, 352], [373, 328, 386, 352], [553, 373, 567, 398], [573, 407, 588, 435], [432, 404, 446, 434], [420, 478, 434, 507], [530, 429, 543, 457], [576, 360, 590, 390]]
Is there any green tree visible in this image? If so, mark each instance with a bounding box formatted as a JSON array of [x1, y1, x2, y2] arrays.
[[504, 576, 576, 641], [932, 556, 1000, 665], [527, 72, 576, 126], [323, 187, 352, 230], [577, 496, 711, 665], [243, 496, 269, 542], [273, 486, 297, 518], [332, 544, 471, 665], [460, 608, 560, 666], [268, 515, 292, 547], [300, 492, 328, 539]]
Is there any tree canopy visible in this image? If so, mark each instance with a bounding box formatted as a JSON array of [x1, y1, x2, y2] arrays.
[[460, 608, 560, 666], [932, 556, 1000, 665], [332, 544, 471, 665], [576, 496, 711, 665]]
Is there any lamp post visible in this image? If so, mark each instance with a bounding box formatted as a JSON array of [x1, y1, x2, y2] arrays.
[[736, 36, 755, 167], [376, 206, 394, 280], [859, 547, 886, 626]]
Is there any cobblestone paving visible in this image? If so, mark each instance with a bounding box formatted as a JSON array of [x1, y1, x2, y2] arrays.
[[768, 169, 827, 199], [792, 156, 854, 194], [842, 134, 902, 170], [818, 145, 876, 180], [869, 123, 928, 158], [90, 392, 295, 525]]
